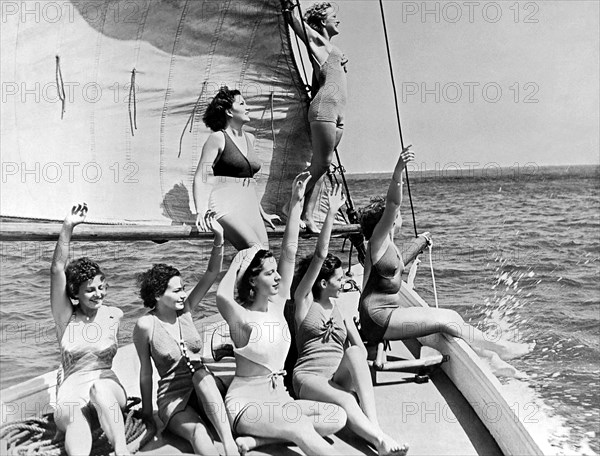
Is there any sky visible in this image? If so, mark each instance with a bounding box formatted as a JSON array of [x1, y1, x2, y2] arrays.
[[293, 0, 600, 174]]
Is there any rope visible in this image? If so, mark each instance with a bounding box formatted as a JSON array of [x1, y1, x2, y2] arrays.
[[378, 0, 418, 238], [0, 397, 155, 455], [55, 55, 66, 119], [178, 81, 207, 158], [427, 242, 440, 308], [128, 68, 137, 136]]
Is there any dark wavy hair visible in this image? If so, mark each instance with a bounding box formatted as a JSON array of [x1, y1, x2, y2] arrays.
[[237, 250, 275, 304], [137, 264, 181, 308], [359, 196, 386, 240], [295, 253, 342, 300], [304, 2, 333, 31], [203, 86, 241, 132], [65, 258, 105, 300]]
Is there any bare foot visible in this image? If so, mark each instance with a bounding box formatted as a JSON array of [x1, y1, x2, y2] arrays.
[[376, 434, 409, 456], [497, 340, 535, 361], [236, 436, 284, 455], [303, 219, 320, 234]]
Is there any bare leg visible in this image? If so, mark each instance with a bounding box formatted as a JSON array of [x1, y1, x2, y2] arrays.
[[295, 399, 347, 436], [89, 380, 129, 455], [236, 401, 345, 456], [383, 307, 533, 361], [55, 403, 92, 456], [302, 121, 342, 233], [169, 407, 220, 455], [193, 372, 238, 456], [300, 370, 408, 456], [235, 436, 286, 455], [218, 213, 267, 250]]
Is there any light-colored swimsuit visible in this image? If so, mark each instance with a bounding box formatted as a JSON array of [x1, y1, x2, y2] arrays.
[[293, 300, 347, 396], [307, 45, 348, 128], [209, 131, 263, 221], [55, 305, 125, 416], [359, 243, 405, 344], [148, 311, 212, 429], [224, 300, 295, 433]]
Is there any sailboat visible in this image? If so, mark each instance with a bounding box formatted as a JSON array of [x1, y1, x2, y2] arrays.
[[1, 1, 544, 454]]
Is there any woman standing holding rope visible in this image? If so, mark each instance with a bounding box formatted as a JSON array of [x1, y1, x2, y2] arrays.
[[50, 203, 130, 456], [283, 1, 348, 233]]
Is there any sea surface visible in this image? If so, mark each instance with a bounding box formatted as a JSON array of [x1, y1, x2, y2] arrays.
[[1, 165, 598, 453]]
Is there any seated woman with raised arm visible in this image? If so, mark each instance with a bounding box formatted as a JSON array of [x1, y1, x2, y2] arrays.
[[132, 213, 238, 456], [50, 203, 130, 456], [359, 148, 534, 360], [216, 172, 347, 456], [292, 185, 408, 456]]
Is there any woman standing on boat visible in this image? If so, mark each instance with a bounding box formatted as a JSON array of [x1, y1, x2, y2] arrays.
[[283, 1, 348, 233], [292, 185, 409, 456], [216, 172, 347, 455], [193, 87, 279, 250], [132, 214, 238, 456], [50, 203, 130, 456], [359, 148, 534, 360]]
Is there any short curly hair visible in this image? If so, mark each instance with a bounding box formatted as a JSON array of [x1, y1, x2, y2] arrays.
[[359, 196, 386, 240], [65, 258, 105, 300], [237, 250, 275, 304], [304, 2, 333, 31], [203, 86, 241, 132], [294, 253, 342, 300], [137, 264, 181, 308]]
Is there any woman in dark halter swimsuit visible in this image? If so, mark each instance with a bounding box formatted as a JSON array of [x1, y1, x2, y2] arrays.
[[193, 87, 279, 250], [284, 1, 348, 233], [359, 148, 535, 362]]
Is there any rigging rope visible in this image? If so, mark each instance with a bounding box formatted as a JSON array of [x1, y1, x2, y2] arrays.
[[428, 242, 440, 308], [378, 0, 418, 238], [55, 55, 66, 119], [128, 68, 137, 136]]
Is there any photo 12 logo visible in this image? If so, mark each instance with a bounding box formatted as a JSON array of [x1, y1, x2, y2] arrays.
[[401, 1, 540, 24]]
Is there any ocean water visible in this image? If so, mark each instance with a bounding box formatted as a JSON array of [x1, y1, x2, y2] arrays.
[[1, 165, 598, 453]]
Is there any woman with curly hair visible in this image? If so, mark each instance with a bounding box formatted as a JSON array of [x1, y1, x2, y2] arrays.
[[132, 214, 238, 456], [283, 1, 348, 233], [216, 172, 347, 455], [292, 185, 409, 456], [358, 148, 534, 362], [50, 203, 130, 455], [193, 86, 279, 250]]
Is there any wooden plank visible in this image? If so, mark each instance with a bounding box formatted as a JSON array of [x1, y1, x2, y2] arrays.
[[0, 222, 360, 242]]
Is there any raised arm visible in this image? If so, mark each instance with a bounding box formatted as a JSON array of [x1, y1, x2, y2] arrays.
[[294, 185, 345, 325], [193, 132, 223, 231], [278, 171, 311, 300], [216, 247, 258, 329], [50, 203, 87, 327], [282, 1, 329, 66], [184, 214, 224, 313], [133, 317, 155, 426], [369, 148, 415, 261]]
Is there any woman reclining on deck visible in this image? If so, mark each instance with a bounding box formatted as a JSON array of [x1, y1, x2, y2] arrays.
[[358, 147, 534, 361], [292, 184, 409, 456], [50, 203, 130, 456], [132, 214, 238, 456], [216, 172, 348, 455]]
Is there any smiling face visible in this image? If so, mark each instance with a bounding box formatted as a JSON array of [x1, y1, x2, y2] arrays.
[[228, 95, 250, 124], [156, 276, 187, 311], [76, 274, 107, 311], [251, 257, 281, 297], [320, 267, 344, 299], [322, 7, 340, 36]]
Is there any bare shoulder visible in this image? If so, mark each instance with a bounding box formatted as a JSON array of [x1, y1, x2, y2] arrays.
[[134, 314, 153, 334]]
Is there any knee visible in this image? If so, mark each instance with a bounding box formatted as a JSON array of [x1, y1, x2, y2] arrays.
[[346, 345, 368, 361], [439, 310, 465, 335]]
